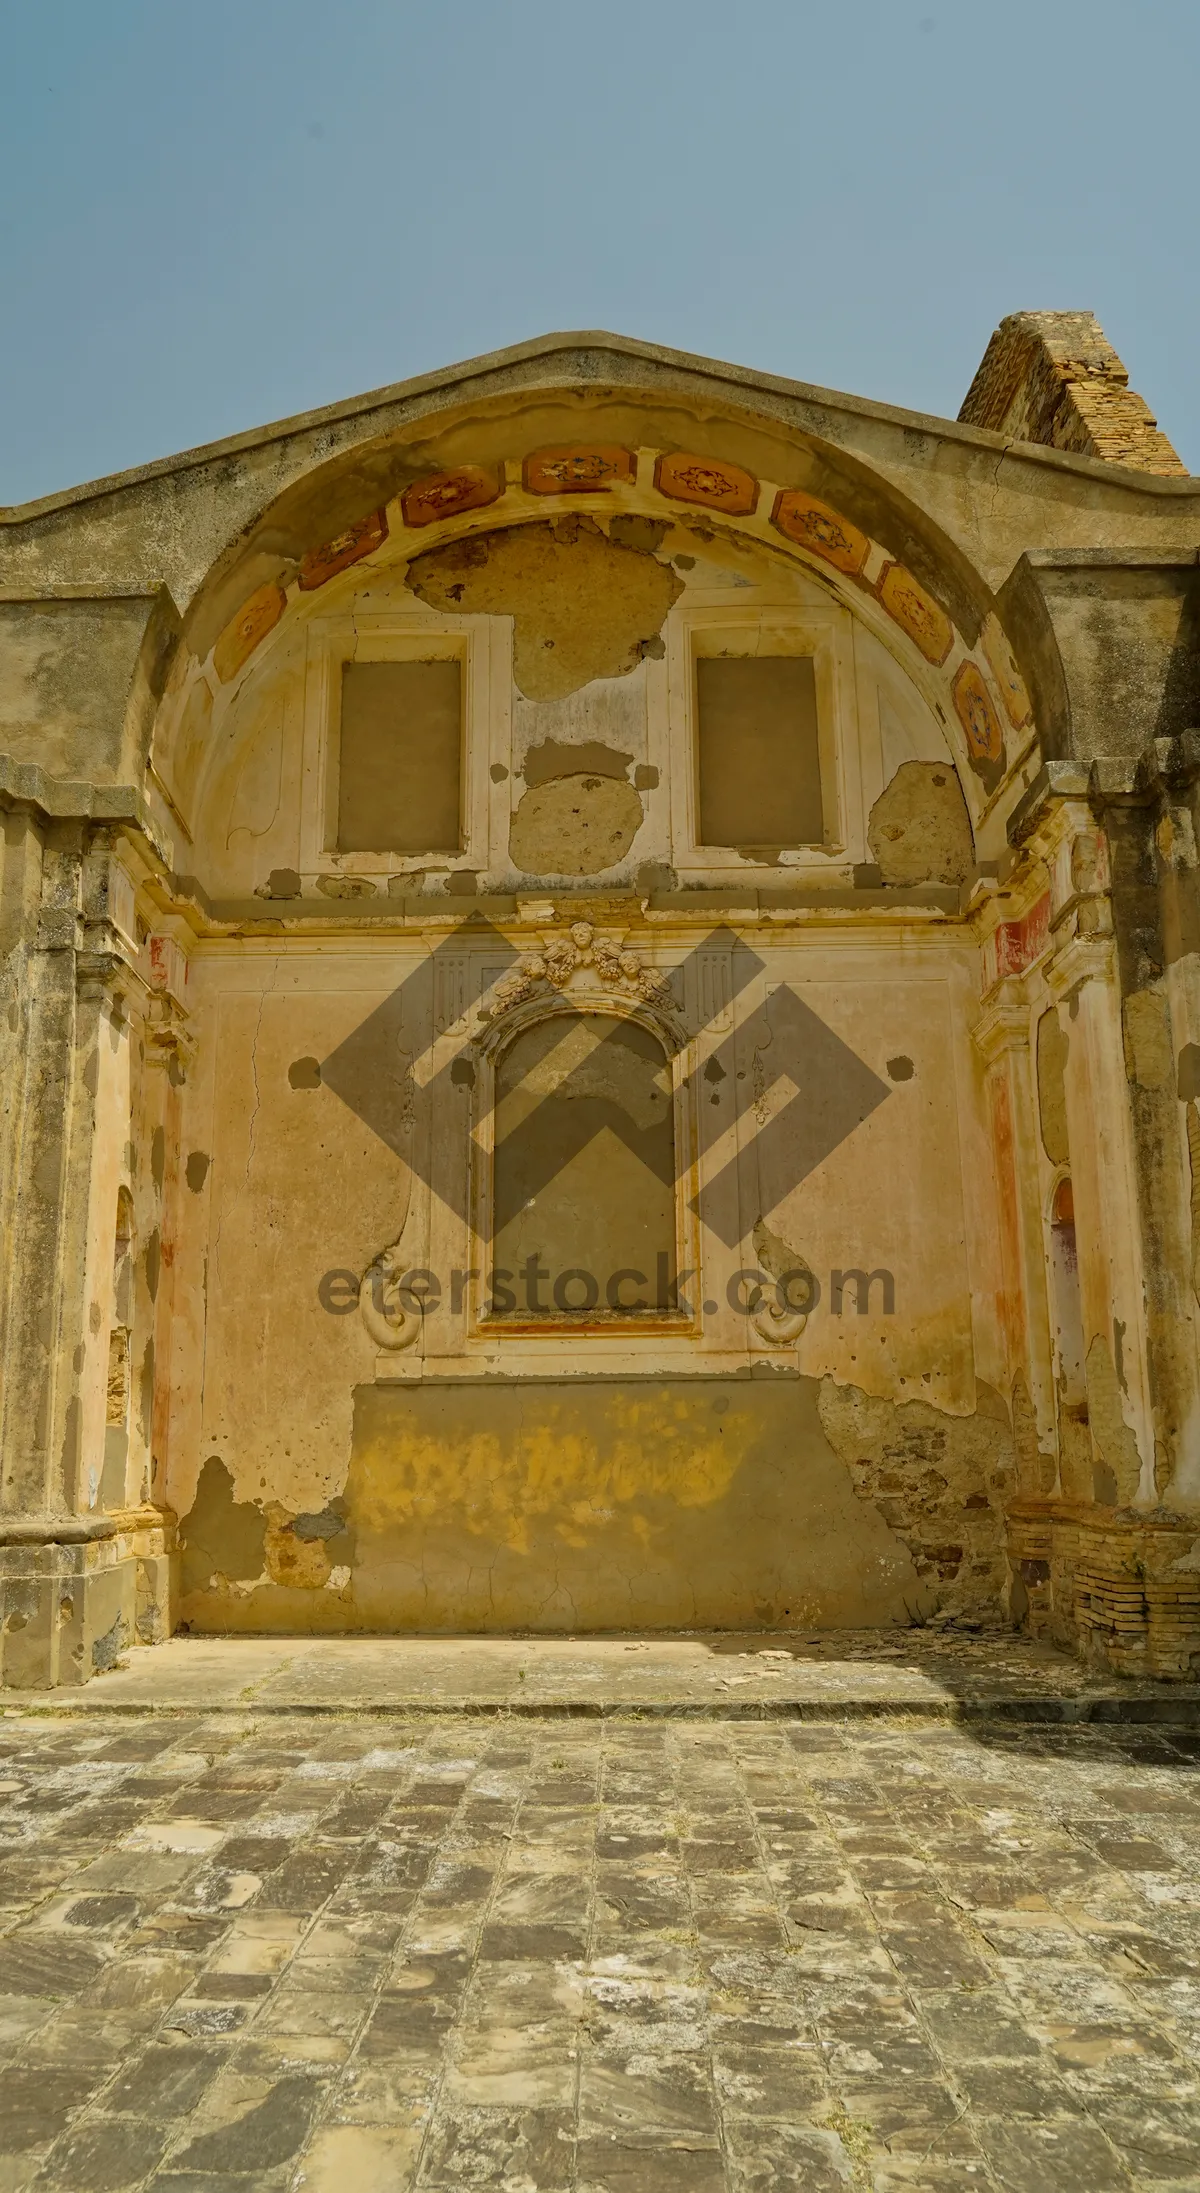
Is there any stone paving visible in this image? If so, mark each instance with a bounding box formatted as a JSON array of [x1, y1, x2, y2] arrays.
[[8, 1628, 1200, 1720], [1, 1704, 1200, 2191]]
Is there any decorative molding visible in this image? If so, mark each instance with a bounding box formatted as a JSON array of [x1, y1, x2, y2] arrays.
[[973, 980, 1032, 1065], [484, 921, 674, 1017], [1043, 932, 1116, 1002], [359, 1238, 422, 1351], [979, 893, 1051, 998], [750, 1293, 808, 1346]]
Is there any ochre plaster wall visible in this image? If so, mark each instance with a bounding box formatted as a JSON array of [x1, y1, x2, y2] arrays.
[[163, 922, 1007, 1637], [140, 430, 1027, 1641], [179, 1377, 959, 1634]]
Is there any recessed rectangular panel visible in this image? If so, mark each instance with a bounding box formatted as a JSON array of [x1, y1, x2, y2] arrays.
[[696, 655, 823, 849], [490, 1014, 676, 1314], [337, 659, 462, 854]]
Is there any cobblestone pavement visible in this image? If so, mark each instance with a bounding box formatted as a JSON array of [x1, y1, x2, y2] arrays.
[[1, 1710, 1200, 2191]]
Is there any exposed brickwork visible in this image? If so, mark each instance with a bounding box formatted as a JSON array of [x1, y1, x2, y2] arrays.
[[1009, 1503, 1200, 1679], [960, 310, 1186, 475]]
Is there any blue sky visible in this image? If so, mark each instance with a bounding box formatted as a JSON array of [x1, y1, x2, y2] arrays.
[[2, 0, 1198, 501]]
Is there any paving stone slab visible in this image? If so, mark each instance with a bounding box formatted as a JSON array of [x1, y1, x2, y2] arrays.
[[4, 1630, 1200, 1723], [1, 1698, 1199, 2186]]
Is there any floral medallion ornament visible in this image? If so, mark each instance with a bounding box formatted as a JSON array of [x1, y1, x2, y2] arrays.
[[486, 922, 673, 1015], [875, 561, 954, 666], [212, 583, 287, 683], [401, 467, 501, 527], [952, 661, 1005, 768], [981, 613, 1034, 731], [770, 490, 869, 576], [523, 446, 636, 494], [299, 509, 388, 591], [654, 452, 758, 516]]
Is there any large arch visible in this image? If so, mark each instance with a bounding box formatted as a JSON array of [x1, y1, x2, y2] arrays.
[[145, 382, 1046, 894]]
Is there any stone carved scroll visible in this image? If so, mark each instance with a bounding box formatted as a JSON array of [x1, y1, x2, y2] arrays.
[[359, 1238, 422, 1351]]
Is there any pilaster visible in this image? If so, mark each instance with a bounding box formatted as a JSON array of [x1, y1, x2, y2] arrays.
[[0, 822, 181, 1686]]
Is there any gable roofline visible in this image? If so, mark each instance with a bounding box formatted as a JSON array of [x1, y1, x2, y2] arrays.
[[3, 327, 1195, 525]]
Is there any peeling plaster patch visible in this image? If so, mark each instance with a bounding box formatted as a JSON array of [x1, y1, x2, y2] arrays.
[[1085, 1335, 1142, 1505], [317, 875, 377, 900], [138, 1339, 154, 1447], [867, 762, 973, 887], [1092, 1454, 1120, 1505], [288, 1057, 322, 1091], [1187, 1105, 1200, 1301], [179, 1464, 358, 1608], [609, 515, 672, 554], [1177, 1044, 1200, 1101], [62, 1396, 82, 1507], [405, 517, 682, 701], [265, 1506, 333, 1589], [886, 1056, 914, 1082], [509, 774, 644, 877], [1036, 1010, 1070, 1165], [817, 1378, 1012, 1618], [256, 869, 302, 901], [490, 763, 510, 783], [1123, 988, 1173, 1089], [1012, 1371, 1056, 1498], [179, 1457, 266, 1597], [512, 663, 649, 796], [185, 1152, 210, 1194], [521, 739, 633, 788], [291, 1504, 350, 1542], [332, 1375, 928, 1632], [752, 1216, 812, 1292]]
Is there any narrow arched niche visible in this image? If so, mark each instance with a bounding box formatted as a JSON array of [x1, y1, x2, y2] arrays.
[[1049, 1176, 1086, 1411], [488, 1011, 676, 1318], [102, 1186, 137, 1507]]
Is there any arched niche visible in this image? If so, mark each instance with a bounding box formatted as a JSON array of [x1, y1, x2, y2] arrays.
[[1048, 1174, 1086, 1411], [486, 1006, 679, 1322]]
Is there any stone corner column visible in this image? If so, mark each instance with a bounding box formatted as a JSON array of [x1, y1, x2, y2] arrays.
[[1008, 767, 1200, 1678], [0, 824, 182, 1688]]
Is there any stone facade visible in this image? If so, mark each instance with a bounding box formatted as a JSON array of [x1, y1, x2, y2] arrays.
[[3, 315, 1200, 1685]]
